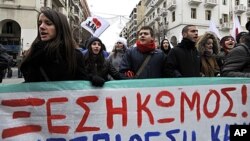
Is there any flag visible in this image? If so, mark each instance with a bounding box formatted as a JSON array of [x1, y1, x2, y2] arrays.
[[231, 15, 243, 40], [81, 15, 110, 37], [208, 20, 221, 39]]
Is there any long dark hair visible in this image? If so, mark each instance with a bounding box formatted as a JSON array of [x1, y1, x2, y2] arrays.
[[23, 7, 77, 74]]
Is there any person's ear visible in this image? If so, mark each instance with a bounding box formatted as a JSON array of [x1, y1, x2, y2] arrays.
[[183, 33, 187, 38]]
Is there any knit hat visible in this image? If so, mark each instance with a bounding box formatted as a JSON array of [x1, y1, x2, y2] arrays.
[[116, 37, 127, 48]]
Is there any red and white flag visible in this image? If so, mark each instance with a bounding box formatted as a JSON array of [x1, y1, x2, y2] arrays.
[[81, 15, 110, 37], [231, 15, 243, 40]]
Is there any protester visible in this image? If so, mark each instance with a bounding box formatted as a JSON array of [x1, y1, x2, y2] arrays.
[[107, 37, 127, 72], [236, 31, 248, 44], [83, 37, 123, 87], [160, 38, 171, 55], [0, 44, 14, 82], [196, 32, 220, 77], [119, 26, 166, 79], [222, 21, 250, 77], [164, 25, 200, 77], [20, 7, 88, 82], [216, 35, 236, 72], [80, 37, 109, 58]]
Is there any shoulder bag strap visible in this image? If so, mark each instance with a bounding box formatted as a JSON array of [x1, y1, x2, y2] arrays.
[[135, 55, 152, 77]]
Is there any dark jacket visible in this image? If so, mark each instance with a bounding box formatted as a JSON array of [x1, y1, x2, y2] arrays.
[[20, 43, 87, 82], [83, 37, 122, 81], [216, 48, 227, 73], [84, 55, 122, 81], [222, 43, 250, 77], [164, 38, 201, 77], [119, 47, 166, 79], [0, 45, 12, 71]]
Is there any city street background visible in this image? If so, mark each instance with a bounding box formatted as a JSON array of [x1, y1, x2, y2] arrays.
[[1, 67, 24, 84]]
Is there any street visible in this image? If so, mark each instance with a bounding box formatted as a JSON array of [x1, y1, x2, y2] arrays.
[[1, 67, 24, 84]]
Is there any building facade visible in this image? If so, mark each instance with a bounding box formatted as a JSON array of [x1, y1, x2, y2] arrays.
[[0, 0, 90, 58], [125, 0, 250, 47], [123, 0, 146, 47]]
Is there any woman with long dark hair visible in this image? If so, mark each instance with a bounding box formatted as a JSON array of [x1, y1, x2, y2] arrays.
[[83, 37, 123, 86], [20, 7, 87, 82]]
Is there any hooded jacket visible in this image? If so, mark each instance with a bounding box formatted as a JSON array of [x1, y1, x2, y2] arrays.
[[83, 37, 122, 81], [196, 32, 220, 77]]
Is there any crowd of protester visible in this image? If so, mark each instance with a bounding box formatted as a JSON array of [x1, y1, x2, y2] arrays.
[[1, 7, 250, 86]]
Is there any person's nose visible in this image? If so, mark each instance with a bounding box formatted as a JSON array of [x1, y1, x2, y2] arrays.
[[39, 23, 46, 30]]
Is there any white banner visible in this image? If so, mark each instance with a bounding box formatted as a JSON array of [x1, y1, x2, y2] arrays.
[[0, 78, 250, 140]]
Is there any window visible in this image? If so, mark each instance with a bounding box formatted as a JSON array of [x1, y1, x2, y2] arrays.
[[205, 10, 211, 20], [223, 0, 227, 5], [157, 8, 160, 14], [164, 17, 167, 24], [222, 14, 228, 23], [191, 8, 196, 19], [238, 16, 241, 23], [172, 11, 175, 22], [6, 22, 13, 33], [235, 0, 240, 5], [163, 2, 166, 8]]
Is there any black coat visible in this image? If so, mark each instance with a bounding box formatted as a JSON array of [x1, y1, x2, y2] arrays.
[[164, 38, 201, 77], [20, 43, 87, 82], [222, 43, 250, 77], [83, 53, 122, 81]]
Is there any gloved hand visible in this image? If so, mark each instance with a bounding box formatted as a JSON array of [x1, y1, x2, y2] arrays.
[[91, 75, 105, 87], [124, 70, 135, 78]]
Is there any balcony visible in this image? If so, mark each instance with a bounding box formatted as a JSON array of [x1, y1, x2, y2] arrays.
[[204, 0, 217, 8], [150, 0, 163, 7], [167, 0, 176, 11], [148, 19, 155, 26], [155, 16, 161, 22], [145, 0, 151, 6], [234, 4, 246, 14], [220, 22, 231, 31], [188, 0, 202, 6], [54, 0, 66, 7], [161, 23, 169, 31], [247, 7, 250, 15], [160, 8, 168, 16], [145, 6, 154, 16]]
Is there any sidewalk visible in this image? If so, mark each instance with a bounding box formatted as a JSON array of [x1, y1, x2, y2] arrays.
[[1, 67, 24, 84], [2, 78, 24, 84]]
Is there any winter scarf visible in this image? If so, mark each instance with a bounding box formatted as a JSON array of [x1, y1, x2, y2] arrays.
[[136, 40, 156, 53]]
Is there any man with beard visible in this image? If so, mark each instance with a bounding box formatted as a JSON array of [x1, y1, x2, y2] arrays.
[[164, 25, 201, 77]]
